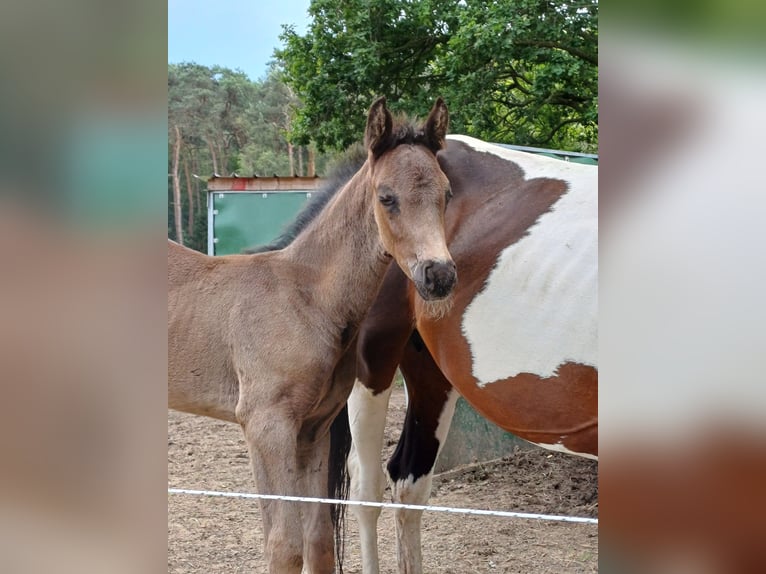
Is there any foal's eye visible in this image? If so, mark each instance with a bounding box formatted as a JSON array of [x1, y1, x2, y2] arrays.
[[446, 187, 453, 203], [378, 194, 398, 208]]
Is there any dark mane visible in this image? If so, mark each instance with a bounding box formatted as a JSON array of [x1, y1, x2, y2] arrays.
[[389, 116, 434, 148], [371, 114, 436, 159], [243, 146, 366, 253], [244, 115, 425, 254]]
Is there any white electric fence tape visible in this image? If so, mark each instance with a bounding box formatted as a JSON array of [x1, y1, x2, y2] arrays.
[[168, 487, 598, 524]]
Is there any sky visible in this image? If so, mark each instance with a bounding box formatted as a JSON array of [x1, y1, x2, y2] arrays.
[[168, 0, 312, 81]]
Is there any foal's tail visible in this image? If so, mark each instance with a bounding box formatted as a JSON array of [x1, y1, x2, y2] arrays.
[[329, 403, 352, 573]]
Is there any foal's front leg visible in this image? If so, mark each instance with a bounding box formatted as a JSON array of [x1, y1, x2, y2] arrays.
[[240, 408, 305, 574]]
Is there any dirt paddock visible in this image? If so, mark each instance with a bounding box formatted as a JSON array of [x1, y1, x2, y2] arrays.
[[168, 385, 598, 573]]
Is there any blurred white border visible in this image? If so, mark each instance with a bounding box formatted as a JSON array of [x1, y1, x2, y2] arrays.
[[601, 32, 766, 446]]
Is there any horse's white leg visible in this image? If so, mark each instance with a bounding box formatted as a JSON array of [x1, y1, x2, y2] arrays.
[[388, 387, 458, 574], [240, 410, 305, 574], [348, 379, 394, 574]]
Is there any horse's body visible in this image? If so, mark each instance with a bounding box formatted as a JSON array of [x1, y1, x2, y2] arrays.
[[168, 97, 457, 574], [346, 135, 598, 573]]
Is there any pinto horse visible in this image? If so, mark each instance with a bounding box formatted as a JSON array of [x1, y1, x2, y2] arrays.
[[347, 135, 598, 573], [168, 97, 457, 574]]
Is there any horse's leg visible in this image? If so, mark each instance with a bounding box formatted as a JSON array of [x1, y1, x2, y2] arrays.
[[299, 349, 357, 574], [297, 431, 335, 574], [239, 407, 305, 574], [387, 332, 458, 574], [348, 273, 414, 574], [348, 379, 394, 574]]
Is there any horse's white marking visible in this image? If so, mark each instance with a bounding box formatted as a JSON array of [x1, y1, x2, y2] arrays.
[[388, 388, 459, 570], [389, 388, 459, 500], [532, 441, 599, 461], [449, 135, 597, 385], [435, 388, 460, 453], [347, 380, 393, 574], [347, 380, 393, 495], [348, 380, 393, 484]]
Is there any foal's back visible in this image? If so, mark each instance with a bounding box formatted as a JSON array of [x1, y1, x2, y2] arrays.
[[167, 238, 206, 287], [167, 240, 276, 421]]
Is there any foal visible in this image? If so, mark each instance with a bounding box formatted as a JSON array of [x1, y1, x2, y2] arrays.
[[168, 97, 456, 573]]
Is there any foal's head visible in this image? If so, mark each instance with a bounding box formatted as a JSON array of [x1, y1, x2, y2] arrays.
[[364, 97, 457, 301]]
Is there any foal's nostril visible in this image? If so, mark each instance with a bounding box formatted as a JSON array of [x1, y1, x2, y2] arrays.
[[422, 260, 457, 298], [423, 262, 435, 287]]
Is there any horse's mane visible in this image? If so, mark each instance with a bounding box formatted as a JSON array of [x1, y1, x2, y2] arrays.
[[244, 115, 425, 254], [242, 146, 365, 253], [374, 114, 440, 156]]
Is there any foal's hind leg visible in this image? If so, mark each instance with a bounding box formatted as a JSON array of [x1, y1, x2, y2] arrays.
[[297, 432, 335, 574], [240, 408, 305, 574]]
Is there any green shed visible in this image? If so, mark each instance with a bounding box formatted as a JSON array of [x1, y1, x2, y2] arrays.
[[206, 175, 324, 255]]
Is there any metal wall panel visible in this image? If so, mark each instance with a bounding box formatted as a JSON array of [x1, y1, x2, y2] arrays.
[[210, 191, 312, 255]]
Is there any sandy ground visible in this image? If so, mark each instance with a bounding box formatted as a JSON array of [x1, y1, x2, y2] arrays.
[[168, 385, 598, 573]]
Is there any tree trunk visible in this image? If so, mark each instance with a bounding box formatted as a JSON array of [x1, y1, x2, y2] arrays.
[[288, 141, 295, 176], [218, 140, 227, 176], [192, 152, 202, 215], [207, 138, 219, 175], [172, 125, 184, 245], [297, 146, 304, 177], [183, 154, 194, 239], [308, 146, 316, 177]]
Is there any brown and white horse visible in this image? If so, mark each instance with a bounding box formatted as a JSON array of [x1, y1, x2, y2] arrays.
[[168, 97, 457, 574], [346, 136, 598, 573]]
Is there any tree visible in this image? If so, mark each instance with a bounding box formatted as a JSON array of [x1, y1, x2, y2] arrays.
[[236, 72, 298, 176], [168, 63, 256, 249], [167, 63, 337, 251], [276, 0, 597, 152]]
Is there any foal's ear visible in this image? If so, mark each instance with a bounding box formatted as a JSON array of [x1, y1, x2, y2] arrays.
[[365, 96, 393, 158], [423, 97, 449, 152]]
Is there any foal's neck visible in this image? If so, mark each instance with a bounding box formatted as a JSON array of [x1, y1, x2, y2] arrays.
[[282, 163, 390, 329]]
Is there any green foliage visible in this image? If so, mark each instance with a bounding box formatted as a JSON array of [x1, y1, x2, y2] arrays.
[[276, 0, 597, 152]]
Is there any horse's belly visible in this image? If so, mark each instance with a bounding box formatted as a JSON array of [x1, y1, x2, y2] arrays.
[[168, 297, 239, 422], [437, 177, 598, 456], [461, 180, 597, 386]]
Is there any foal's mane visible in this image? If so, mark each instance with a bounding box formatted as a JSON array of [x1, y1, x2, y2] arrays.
[[244, 115, 430, 254], [243, 145, 365, 253]]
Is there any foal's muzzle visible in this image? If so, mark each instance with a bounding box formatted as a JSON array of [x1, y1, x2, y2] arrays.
[[413, 259, 457, 300]]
